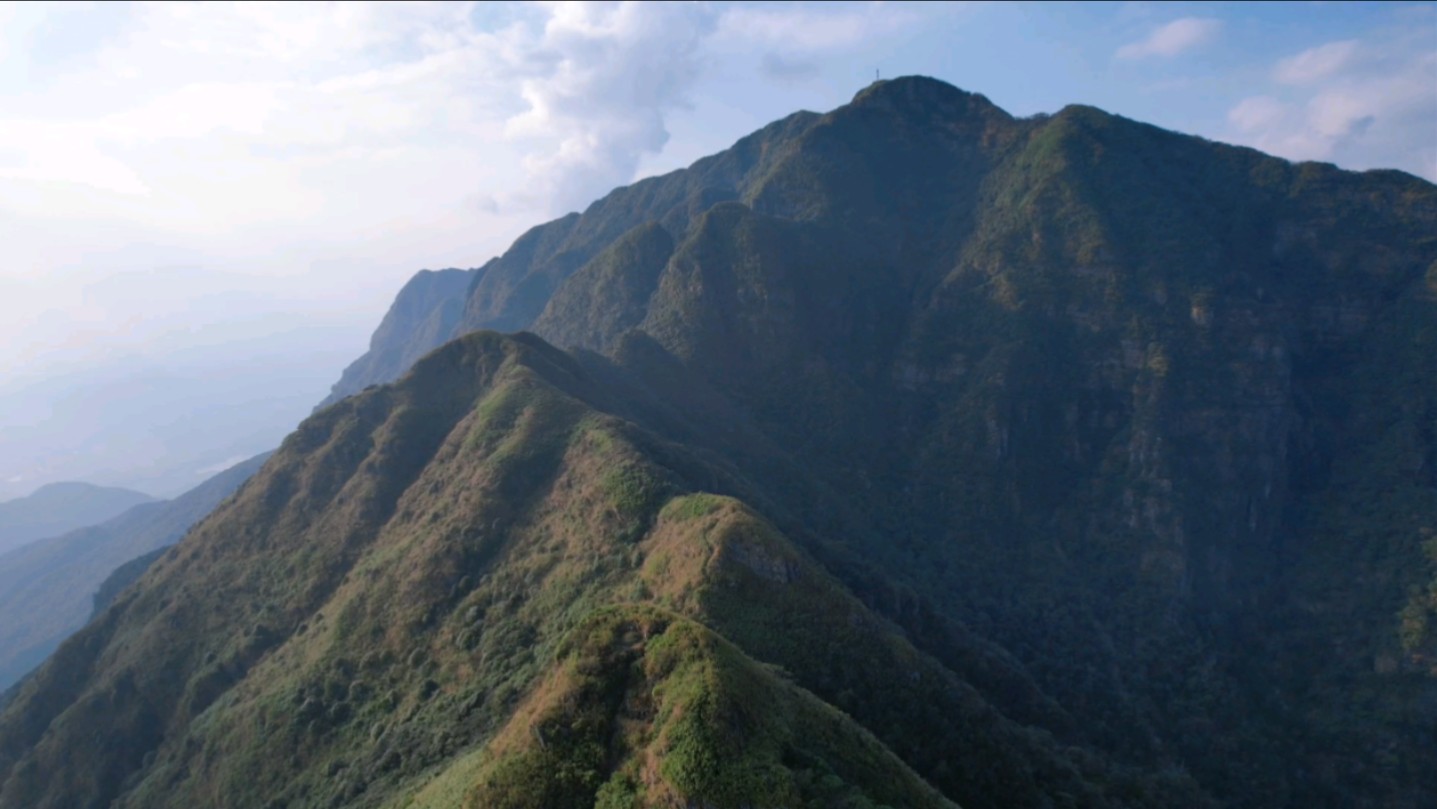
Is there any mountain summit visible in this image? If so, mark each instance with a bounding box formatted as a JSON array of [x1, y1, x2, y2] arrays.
[[3, 76, 1434, 808]]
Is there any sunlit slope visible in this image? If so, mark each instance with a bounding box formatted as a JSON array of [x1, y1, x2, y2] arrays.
[[1, 331, 1199, 808]]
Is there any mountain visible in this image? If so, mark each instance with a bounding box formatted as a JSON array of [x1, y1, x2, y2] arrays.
[[0, 482, 154, 556], [0, 454, 270, 691], [0, 333, 1195, 809], [322, 269, 480, 408], [2, 76, 1434, 808], [324, 108, 825, 400]]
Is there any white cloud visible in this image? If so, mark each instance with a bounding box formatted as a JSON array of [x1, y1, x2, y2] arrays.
[[1228, 96, 1289, 133], [1116, 17, 1221, 60], [0, 2, 909, 237], [1274, 40, 1358, 84], [1220, 31, 1436, 180], [0, 0, 938, 382], [501, 1, 718, 213], [716, 2, 921, 53], [0, 120, 153, 195], [0, 4, 511, 240]]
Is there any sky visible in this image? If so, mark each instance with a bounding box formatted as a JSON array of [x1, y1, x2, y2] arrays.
[[0, 0, 1433, 500]]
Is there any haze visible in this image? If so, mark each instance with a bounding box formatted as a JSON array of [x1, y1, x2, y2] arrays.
[[2, 0, 1432, 499]]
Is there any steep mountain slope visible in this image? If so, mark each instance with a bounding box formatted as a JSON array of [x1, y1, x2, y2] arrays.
[[0, 482, 154, 556], [0, 332, 1206, 809], [396, 607, 958, 809], [89, 548, 168, 620], [556, 79, 1437, 805], [0, 454, 269, 691], [331, 76, 1435, 805], [2, 76, 1434, 808], [328, 110, 824, 399]]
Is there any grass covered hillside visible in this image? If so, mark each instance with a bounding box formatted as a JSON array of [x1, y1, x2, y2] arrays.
[[0, 331, 1205, 809], [398, 607, 957, 809]]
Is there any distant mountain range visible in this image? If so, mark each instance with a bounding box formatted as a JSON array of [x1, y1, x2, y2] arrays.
[[2, 76, 1434, 808], [0, 454, 269, 692], [0, 482, 154, 556]]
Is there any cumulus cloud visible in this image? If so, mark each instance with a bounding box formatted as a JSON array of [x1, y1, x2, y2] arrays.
[[1222, 33, 1436, 180], [496, 1, 939, 211], [501, 2, 717, 213], [1116, 17, 1221, 60], [0, 2, 931, 234], [0, 2, 719, 283], [1274, 40, 1359, 84]]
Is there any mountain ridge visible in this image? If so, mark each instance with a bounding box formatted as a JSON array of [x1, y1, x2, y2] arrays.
[[0, 482, 155, 557], [2, 75, 1434, 808], [0, 329, 1210, 807]]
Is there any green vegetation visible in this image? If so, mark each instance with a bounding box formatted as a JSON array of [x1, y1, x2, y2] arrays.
[[2, 75, 1435, 809], [460, 607, 954, 809], [1399, 531, 1437, 658]]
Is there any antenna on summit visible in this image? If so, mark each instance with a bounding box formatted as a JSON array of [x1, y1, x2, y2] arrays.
[[875, 68, 880, 81]]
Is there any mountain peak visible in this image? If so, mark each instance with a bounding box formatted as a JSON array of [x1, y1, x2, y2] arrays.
[[850, 74, 1011, 122]]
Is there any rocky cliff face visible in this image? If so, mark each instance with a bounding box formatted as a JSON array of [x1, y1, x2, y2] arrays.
[[3, 76, 1434, 808]]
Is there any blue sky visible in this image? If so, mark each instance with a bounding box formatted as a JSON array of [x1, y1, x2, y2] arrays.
[[635, 2, 1436, 181], [0, 1, 1432, 497]]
